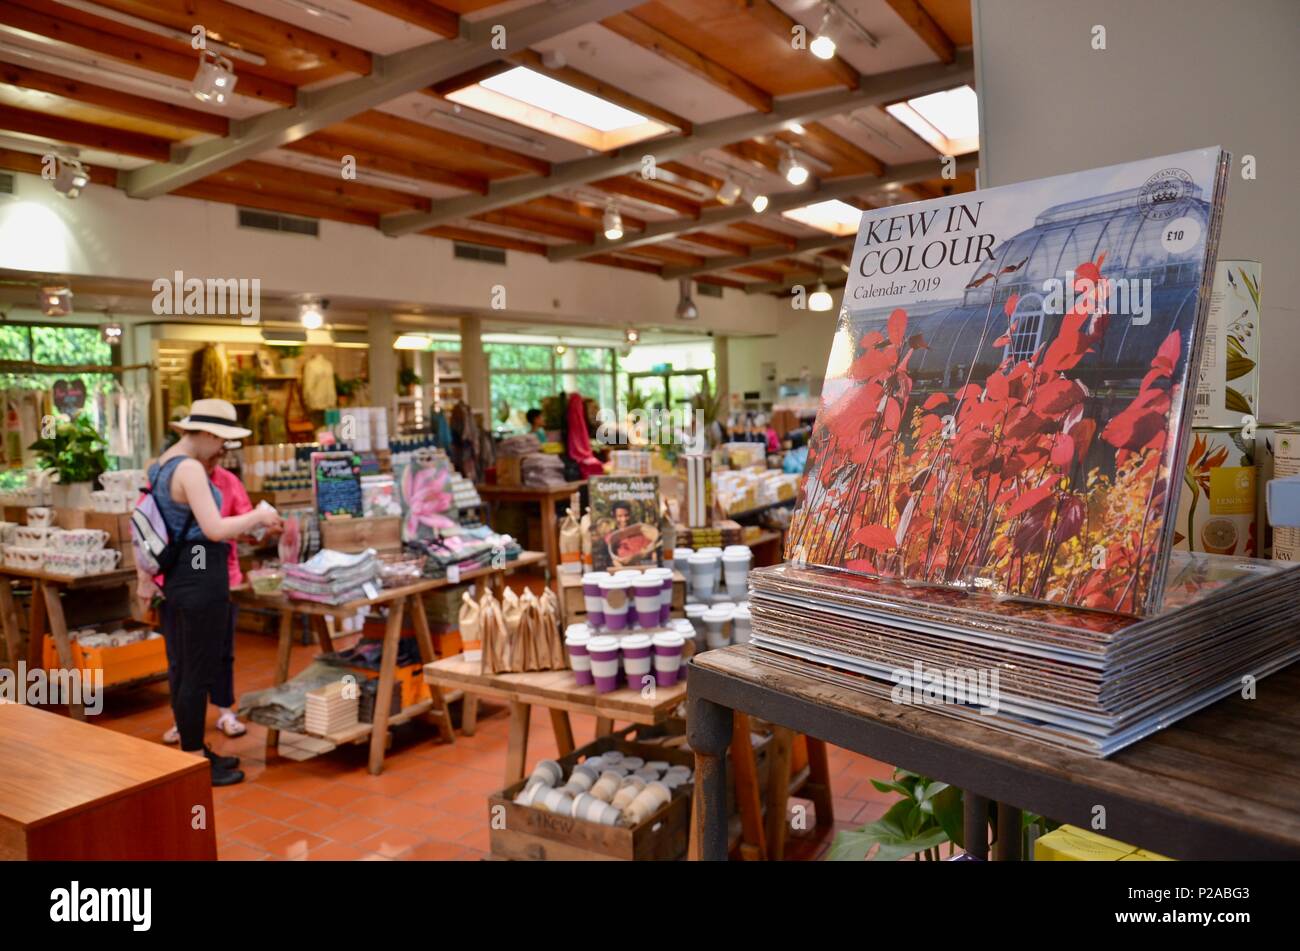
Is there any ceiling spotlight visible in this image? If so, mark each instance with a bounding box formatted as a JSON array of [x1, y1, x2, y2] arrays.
[[101, 322, 124, 344], [541, 49, 567, 69], [192, 49, 238, 106], [675, 278, 699, 321], [39, 285, 73, 317], [624, 327, 640, 344], [299, 301, 325, 330], [603, 204, 624, 241], [52, 157, 89, 199], [780, 149, 810, 186], [554, 343, 568, 355], [809, 282, 834, 312], [746, 189, 770, 213], [716, 179, 742, 205], [811, 8, 837, 60]]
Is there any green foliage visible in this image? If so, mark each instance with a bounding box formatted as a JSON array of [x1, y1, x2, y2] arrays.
[[28, 413, 110, 485], [398, 367, 423, 391]]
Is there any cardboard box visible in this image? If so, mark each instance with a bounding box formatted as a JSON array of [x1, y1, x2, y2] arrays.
[[496, 455, 523, 487], [319, 516, 401, 553], [1034, 825, 1172, 861], [1195, 260, 1260, 426], [1174, 428, 1257, 556]]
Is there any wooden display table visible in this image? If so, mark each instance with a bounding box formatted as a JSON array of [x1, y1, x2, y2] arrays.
[[232, 551, 545, 775], [0, 703, 215, 860], [688, 644, 1300, 861], [0, 565, 137, 719], [475, 480, 586, 590], [424, 655, 686, 785]]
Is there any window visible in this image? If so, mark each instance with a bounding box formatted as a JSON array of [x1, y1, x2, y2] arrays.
[[484, 343, 616, 431], [1005, 295, 1046, 364]]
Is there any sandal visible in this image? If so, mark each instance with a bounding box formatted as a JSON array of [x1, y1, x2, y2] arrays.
[[215, 712, 247, 738], [163, 725, 180, 744]]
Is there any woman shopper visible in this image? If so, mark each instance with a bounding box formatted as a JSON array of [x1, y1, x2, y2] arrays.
[[162, 447, 253, 745], [148, 400, 281, 786]]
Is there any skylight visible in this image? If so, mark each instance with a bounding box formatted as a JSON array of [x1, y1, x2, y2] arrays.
[[885, 84, 979, 156], [444, 67, 674, 151], [782, 199, 864, 236]]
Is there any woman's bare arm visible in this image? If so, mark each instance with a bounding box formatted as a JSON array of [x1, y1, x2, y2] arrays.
[[171, 459, 273, 541]]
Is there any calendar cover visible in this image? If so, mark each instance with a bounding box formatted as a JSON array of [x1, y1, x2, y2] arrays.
[[787, 147, 1231, 616]]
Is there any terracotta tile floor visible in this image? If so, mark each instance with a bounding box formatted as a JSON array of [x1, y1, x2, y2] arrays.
[[91, 614, 899, 861]]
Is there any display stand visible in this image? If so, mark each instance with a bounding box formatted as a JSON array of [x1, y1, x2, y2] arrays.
[[687, 645, 1300, 861], [232, 551, 545, 775]]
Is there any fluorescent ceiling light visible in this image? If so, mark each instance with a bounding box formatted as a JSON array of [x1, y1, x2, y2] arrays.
[[886, 84, 979, 156], [394, 333, 432, 350], [445, 67, 673, 151], [782, 199, 863, 236]]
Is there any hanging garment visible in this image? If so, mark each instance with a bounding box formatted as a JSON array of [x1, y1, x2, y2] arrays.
[[449, 401, 480, 482], [302, 354, 338, 411], [564, 392, 603, 477]]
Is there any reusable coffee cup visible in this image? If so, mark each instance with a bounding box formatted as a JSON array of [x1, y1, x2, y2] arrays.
[[27, 507, 53, 528], [722, 547, 752, 599], [538, 787, 574, 815], [644, 567, 673, 625], [703, 607, 732, 650], [581, 571, 609, 628], [611, 779, 645, 810], [602, 752, 624, 764], [652, 631, 685, 686], [646, 760, 669, 773], [620, 634, 653, 689], [587, 636, 622, 693], [514, 783, 544, 806], [565, 624, 593, 686], [571, 792, 598, 818], [688, 552, 719, 599], [732, 604, 753, 644], [562, 764, 598, 795], [590, 769, 623, 802], [634, 767, 660, 782], [599, 576, 631, 632], [633, 573, 661, 626], [622, 781, 672, 825], [684, 603, 709, 649], [529, 759, 563, 788], [673, 546, 694, 577]]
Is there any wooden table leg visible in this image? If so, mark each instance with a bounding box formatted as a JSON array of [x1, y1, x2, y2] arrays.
[[26, 579, 47, 670], [41, 583, 83, 720], [0, 581, 21, 670], [505, 701, 531, 785], [540, 496, 560, 595], [804, 736, 835, 827], [265, 607, 295, 759], [461, 695, 479, 736], [310, 614, 333, 654], [687, 690, 731, 861], [367, 598, 406, 776], [730, 712, 766, 860], [995, 801, 1022, 861], [594, 716, 614, 738], [408, 594, 454, 744], [764, 725, 795, 861], [549, 708, 575, 756]]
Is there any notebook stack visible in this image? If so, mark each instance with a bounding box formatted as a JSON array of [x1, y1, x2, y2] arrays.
[[304, 680, 359, 737], [752, 147, 1300, 757]]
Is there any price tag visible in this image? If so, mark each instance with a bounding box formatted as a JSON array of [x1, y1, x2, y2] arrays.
[[447, 564, 461, 584], [361, 581, 379, 600]]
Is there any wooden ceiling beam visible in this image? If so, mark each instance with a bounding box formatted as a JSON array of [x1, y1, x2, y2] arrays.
[[350, 0, 460, 38], [284, 135, 489, 195], [472, 209, 593, 243], [883, 0, 957, 64], [348, 110, 551, 176], [734, 264, 785, 282], [776, 122, 886, 176], [174, 180, 379, 227], [696, 274, 746, 290], [730, 221, 799, 250], [593, 177, 700, 217], [663, 233, 855, 280], [678, 231, 751, 256], [601, 11, 774, 113], [0, 62, 229, 136], [586, 253, 662, 275], [525, 195, 648, 231], [661, 161, 723, 192], [0, 103, 170, 160], [624, 244, 706, 267], [742, 0, 859, 89], [723, 139, 782, 176], [424, 225, 548, 256], [212, 161, 430, 211], [0, 146, 118, 185], [0, 3, 296, 105], [429, 61, 514, 96]]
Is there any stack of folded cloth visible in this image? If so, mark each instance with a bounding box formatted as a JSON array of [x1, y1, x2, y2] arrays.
[[412, 528, 522, 577], [449, 473, 481, 510], [497, 434, 540, 458], [522, 452, 566, 487], [283, 547, 381, 604]]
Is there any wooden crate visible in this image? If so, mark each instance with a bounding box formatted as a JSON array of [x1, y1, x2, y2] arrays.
[[248, 489, 313, 508], [43, 622, 166, 687], [320, 516, 402, 553], [488, 735, 693, 861], [53, 508, 89, 530]]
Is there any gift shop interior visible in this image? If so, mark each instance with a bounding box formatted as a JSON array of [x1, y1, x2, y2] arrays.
[[0, 0, 1298, 873]]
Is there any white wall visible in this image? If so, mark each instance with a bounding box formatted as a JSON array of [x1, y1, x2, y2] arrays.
[[727, 302, 844, 396], [973, 0, 1300, 420], [0, 168, 788, 336]]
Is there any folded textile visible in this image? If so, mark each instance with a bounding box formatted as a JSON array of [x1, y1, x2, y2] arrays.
[[237, 661, 348, 733]]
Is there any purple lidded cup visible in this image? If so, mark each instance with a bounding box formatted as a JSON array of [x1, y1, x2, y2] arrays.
[[652, 631, 685, 686], [565, 623, 593, 685], [620, 634, 653, 689], [587, 636, 621, 693]]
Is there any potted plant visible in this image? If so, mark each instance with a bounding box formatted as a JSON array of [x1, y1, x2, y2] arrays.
[[29, 413, 110, 509], [398, 366, 423, 396], [277, 345, 304, 376]]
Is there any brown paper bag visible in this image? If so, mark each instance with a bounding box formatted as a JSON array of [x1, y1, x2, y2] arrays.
[[580, 511, 593, 570], [502, 587, 522, 639], [540, 588, 566, 669], [559, 492, 582, 574], [479, 589, 509, 674], [516, 589, 542, 671], [458, 590, 481, 660]]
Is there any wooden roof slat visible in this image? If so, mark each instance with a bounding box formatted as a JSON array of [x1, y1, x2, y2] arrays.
[[723, 139, 782, 176], [472, 208, 594, 243], [429, 61, 514, 97], [0, 62, 229, 137], [524, 195, 648, 231], [696, 274, 746, 290], [174, 180, 379, 226], [284, 136, 488, 195], [660, 161, 723, 191], [883, 0, 957, 64], [81, 0, 372, 77], [733, 264, 785, 281], [601, 11, 774, 113], [0, 2, 296, 105], [424, 225, 548, 255], [0, 102, 171, 160], [350, 0, 460, 39], [586, 253, 663, 275], [729, 222, 799, 249], [215, 160, 430, 211], [349, 110, 551, 176], [678, 231, 750, 256], [0, 146, 118, 185], [794, 121, 886, 176], [742, 0, 859, 89], [593, 176, 700, 217], [623, 244, 705, 266]]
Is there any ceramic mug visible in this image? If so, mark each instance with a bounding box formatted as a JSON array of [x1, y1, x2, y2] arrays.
[[26, 507, 53, 528], [15, 526, 52, 547], [89, 548, 122, 573], [52, 529, 110, 552], [5, 547, 44, 570]]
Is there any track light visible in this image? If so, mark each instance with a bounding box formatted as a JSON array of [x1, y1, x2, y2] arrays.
[[192, 49, 237, 106], [716, 179, 742, 205], [39, 285, 73, 317], [299, 301, 325, 330], [811, 8, 837, 59], [624, 327, 640, 344], [745, 189, 770, 213], [809, 282, 833, 312], [603, 204, 623, 241], [554, 343, 567, 355], [52, 157, 89, 199], [675, 279, 699, 321], [780, 149, 810, 186], [101, 322, 123, 344]]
